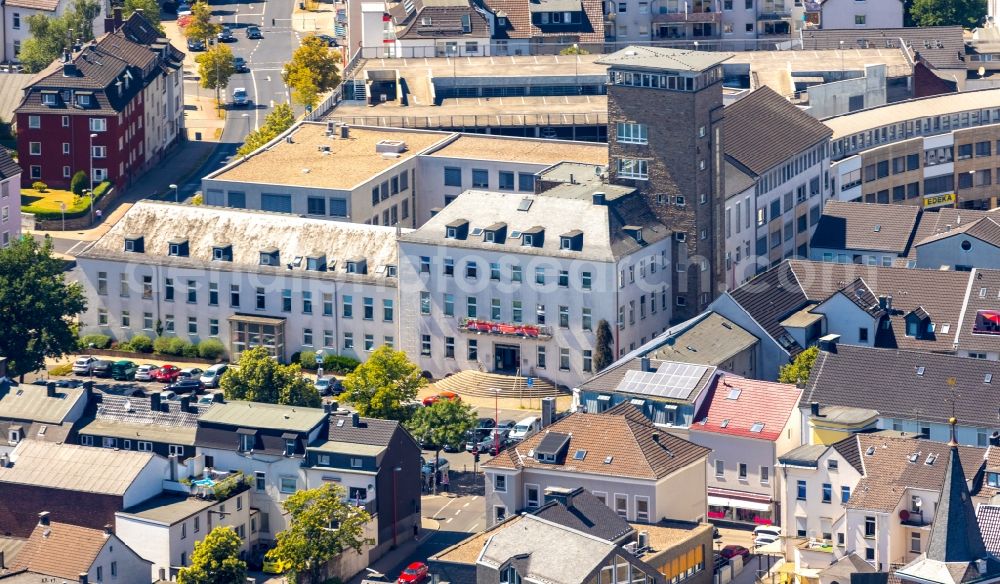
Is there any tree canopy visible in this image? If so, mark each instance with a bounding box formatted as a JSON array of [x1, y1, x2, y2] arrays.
[[287, 67, 320, 109], [593, 319, 614, 373], [176, 526, 247, 584], [0, 236, 86, 379], [220, 346, 321, 407], [341, 345, 425, 421], [908, 0, 985, 27], [406, 398, 476, 454], [778, 346, 819, 386], [236, 103, 295, 156], [269, 483, 373, 584], [283, 36, 340, 105], [196, 44, 236, 101], [184, 1, 221, 41], [18, 0, 101, 73], [122, 0, 163, 32]]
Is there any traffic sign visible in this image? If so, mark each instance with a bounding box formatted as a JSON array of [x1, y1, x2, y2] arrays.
[[526, 377, 533, 388]]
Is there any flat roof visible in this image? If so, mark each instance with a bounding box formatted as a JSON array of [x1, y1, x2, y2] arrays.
[[198, 400, 327, 432], [0, 384, 86, 425], [824, 89, 1000, 139], [119, 494, 216, 524], [638, 521, 713, 551], [427, 134, 607, 166], [78, 418, 198, 445], [0, 441, 153, 495], [596, 46, 733, 72], [780, 306, 824, 328], [308, 440, 386, 456], [209, 122, 451, 189]]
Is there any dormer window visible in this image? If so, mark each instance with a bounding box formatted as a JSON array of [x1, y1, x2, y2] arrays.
[[445, 219, 469, 240], [77, 94, 91, 106], [522, 234, 533, 246], [284, 438, 296, 456], [559, 230, 583, 251], [446, 227, 457, 239], [521, 227, 543, 248], [8, 427, 22, 444], [624, 225, 644, 244], [386, 265, 398, 277], [346, 258, 367, 274], [560, 238, 570, 250], [42, 93, 58, 106], [484, 222, 507, 244], [484, 231, 495, 243], [259, 248, 279, 266], [168, 239, 189, 257], [124, 235, 144, 253], [306, 254, 327, 271], [237, 431, 255, 452], [212, 245, 232, 262]]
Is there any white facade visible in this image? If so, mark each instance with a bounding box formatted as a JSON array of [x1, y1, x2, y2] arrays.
[[809, 293, 879, 347], [816, 0, 903, 30], [115, 493, 252, 582], [141, 59, 184, 165], [85, 532, 154, 584], [0, 161, 21, 248], [915, 232, 1000, 270]]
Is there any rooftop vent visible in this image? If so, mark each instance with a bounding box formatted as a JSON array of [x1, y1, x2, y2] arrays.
[[376, 139, 407, 154]]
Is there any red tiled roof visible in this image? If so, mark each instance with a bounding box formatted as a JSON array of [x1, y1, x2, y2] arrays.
[[692, 374, 802, 441], [12, 522, 108, 580]]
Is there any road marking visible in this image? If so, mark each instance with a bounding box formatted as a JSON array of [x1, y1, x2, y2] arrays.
[[445, 517, 453, 523], [454, 509, 462, 515], [249, 68, 261, 129], [436, 496, 459, 516], [469, 523, 480, 532]]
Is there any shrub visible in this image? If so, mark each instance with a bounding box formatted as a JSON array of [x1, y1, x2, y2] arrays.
[[32, 181, 47, 192], [153, 335, 174, 355], [128, 334, 154, 354], [323, 353, 360, 374], [198, 338, 225, 360], [70, 171, 89, 195], [167, 337, 188, 356], [49, 363, 73, 376], [290, 351, 301, 366], [191, 193, 204, 206], [300, 350, 317, 371], [92, 181, 111, 197], [181, 342, 199, 358], [80, 333, 111, 349]]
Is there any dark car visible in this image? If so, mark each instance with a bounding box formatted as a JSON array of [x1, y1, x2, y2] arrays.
[[245, 25, 262, 39], [186, 37, 206, 51], [233, 56, 249, 73], [720, 545, 751, 561], [92, 360, 114, 378], [166, 378, 203, 394], [313, 34, 338, 47], [464, 419, 497, 451], [217, 26, 235, 42]]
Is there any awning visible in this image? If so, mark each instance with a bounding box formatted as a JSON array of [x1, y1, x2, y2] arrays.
[[229, 313, 286, 325], [707, 496, 772, 512]]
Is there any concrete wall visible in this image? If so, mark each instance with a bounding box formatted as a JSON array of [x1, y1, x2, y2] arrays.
[[654, 459, 708, 523], [123, 457, 170, 509], [810, 294, 879, 347], [916, 235, 1000, 269], [806, 64, 887, 119], [819, 0, 903, 29]]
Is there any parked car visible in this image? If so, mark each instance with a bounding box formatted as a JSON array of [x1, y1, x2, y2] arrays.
[[312, 34, 338, 47], [176, 2, 192, 14], [152, 364, 182, 383], [166, 378, 203, 394], [233, 56, 249, 73], [217, 25, 235, 42], [178, 367, 204, 380], [186, 37, 205, 51], [72, 356, 98, 375], [498, 419, 516, 430], [232, 87, 250, 107], [720, 545, 751, 561], [509, 416, 541, 442], [55, 379, 83, 388], [465, 419, 497, 451], [92, 360, 114, 378], [397, 562, 429, 584], [200, 364, 228, 388], [135, 364, 160, 381], [753, 525, 782, 547], [314, 376, 343, 396], [245, 25, 262, 39], [420, 456, 450, 477], [110, 360, 138, 381], [422, 390, 459, 407]]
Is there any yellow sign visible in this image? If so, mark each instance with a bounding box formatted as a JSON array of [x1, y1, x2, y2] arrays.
[[924, 193, 956, 208]]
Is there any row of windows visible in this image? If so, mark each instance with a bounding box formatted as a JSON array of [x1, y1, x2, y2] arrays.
[[444, 166, 536, 192], [757, 142, 827, 195], [366, 199, 409, 227], [714, 460, 770, 484], [420, 335, 590, 371], [419, 293, 602, 329], [80, 434, 164, 453], [832, 108, 1000, 159], [370, 170, 410, 206], [26, 115, 107, 132]]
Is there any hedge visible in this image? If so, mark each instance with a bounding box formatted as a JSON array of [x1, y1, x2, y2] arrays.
[[80, 334, 112, 349], [126, 334, 154, 353], [299, 351, 360, 374], [198, 338, 225, 360], [25, 181, 113, 220]]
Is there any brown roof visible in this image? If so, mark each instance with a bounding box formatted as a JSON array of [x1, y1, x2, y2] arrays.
[[832, 278, 886, 318], [483, 0, 604, 42], [907, 208, 993, 259], [397, 4, 490, 39], [842, 434, 984, 513], [723, 86, 832, 176], [482, 403, 710, 480], [11, 522, 109, 580], [955, 269, 1000, 355], [811, 201, 921, 254], [917, 216, 1000, 249]]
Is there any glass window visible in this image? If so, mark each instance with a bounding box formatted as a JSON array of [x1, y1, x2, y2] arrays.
[[472, 168, 488, 188], [499, 171, 515, 190], [444, 167, 462, 187]]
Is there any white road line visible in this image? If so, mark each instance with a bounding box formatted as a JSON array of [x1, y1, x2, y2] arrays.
[[435, 496, 459, 516], [249, 68, 261, 129], [445, 517, 453, 523], [454, 509, 462, 515], [469, 523, 480, 532], [463, 502, 470, 508]]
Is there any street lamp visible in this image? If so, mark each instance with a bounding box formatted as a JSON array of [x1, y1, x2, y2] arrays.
[[392, 466, 402, 547], [169, 183, 179, 203]]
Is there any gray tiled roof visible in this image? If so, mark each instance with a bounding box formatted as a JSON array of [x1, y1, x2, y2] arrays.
[[800, 26, 965, 70], [811, 201, 921, 254], [596, 46, 732, 73], [803, 344, 1000, 429], [326, 414, 400, 446], [397, 4, 490, 39], [834, 278, 886, 318], [908, 209, 993, 258], [723, 86, 832, 177], [727, 261, 808, 354], [917, 216, 1000, 249], [648, 313, 758, 367], [0, 148, 21, 181], [955, 269, 1000, 355], [532, 488, 634, 542]]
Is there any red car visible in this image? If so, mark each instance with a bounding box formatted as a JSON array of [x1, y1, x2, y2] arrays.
[[720, 545, 751, 561], [422, 391, 460, 407], [152, 364, 182, 383], [397, 562, 429, 584]]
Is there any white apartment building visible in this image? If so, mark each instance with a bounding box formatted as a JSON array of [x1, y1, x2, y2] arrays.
[[397, 181, 672, 388], [74, 201, 403, 363], [0, 150, 21, 248], [810, 0, 903, 30]]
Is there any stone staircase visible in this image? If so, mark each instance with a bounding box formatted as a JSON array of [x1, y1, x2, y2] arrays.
[[430, 370, 562, 399]]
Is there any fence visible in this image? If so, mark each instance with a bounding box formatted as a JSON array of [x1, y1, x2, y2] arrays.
[[306, 50, 367, 121], [326, 111, 608, 129]]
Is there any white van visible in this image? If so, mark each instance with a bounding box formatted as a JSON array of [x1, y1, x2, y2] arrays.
[[509, 416, 541, 442]]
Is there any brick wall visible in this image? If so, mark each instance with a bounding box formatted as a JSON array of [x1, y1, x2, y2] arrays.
[[0, 483, 123, 537]]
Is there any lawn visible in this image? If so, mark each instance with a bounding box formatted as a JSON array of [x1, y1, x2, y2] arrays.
[[21, 181, 111, 218]]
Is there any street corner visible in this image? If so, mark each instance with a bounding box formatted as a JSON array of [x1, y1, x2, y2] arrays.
[[418, 517, 442, 540]]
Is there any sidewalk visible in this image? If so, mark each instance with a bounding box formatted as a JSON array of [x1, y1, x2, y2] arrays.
[[291, 0, 339, 34], [346, 517, 441, 584]]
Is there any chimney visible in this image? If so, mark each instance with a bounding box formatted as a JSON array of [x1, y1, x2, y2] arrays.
[[569, 173, 575, 184], [810, 402, 821, 417], [150, 392, 161, 412], [323, 401, 333, 414], [0, 454, 10, 468], [351, 412, 360, 427], [38, 511, 50, 526], [213, 392, 225, 403], [167, 454, 178, 482], [818, 333, 840, 353], [991, 431, 1000, 447], [179, 395, 190, 412], [83, 380, 94, 401], [103, 524, 113, 537], [640, 357, 651, 372], [651, 431, 660, 443], [340, 124, 350, 139], [978, 559, 988, 575], [878, 295, 888, 310], [79, 573, 89, 584], [63, 61, 77, 77], [592, 191, 606, 206], [46, 382, 56, 398]]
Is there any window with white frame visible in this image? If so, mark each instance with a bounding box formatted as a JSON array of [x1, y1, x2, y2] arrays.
[[617, 122, 648, 144], [89, 117, 106, 132], [614, 494, 628, 518], [279, 476, 297, 494], [635, 496, 650, 523], [618, 158, 648, 180], [494, 474, 507, 492]]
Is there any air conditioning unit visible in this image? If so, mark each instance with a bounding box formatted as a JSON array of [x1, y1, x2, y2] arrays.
[[637, 531, 649, 549], [624, 542, 638, 555]]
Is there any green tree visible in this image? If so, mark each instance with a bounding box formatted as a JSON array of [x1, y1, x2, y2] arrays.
[[270, 483, 374, 584], [341, 345, 425, 421], [560, 44, 589, 55], [0, 236, 86, 379], [197, 44, 235, 106], [778, 345, 819, 386], [220, 346, 321, 407], [288, 67, 319, 110], [18, 0, 102, 72], [122, 0, 163, 32], [406, 399, 476, 490], [283, 36, 341, 95], [236, 103, 295, 156], [70, 170, 89, 196], [593, 319, 614, 373], [176, 526, 247, 584], [69, 0, 101, 43], [184, 1, 221, 42], [909, 0, 985, 27]]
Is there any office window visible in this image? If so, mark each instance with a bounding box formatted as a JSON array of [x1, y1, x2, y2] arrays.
[[443, 293, 454, 316], [445, 336, 455, 358], [537, 346, 546, 369], [472, 168, 489, 188], [617, 158, 648, 180], [518, 173, 535, 191], [364, 334, 374, 351], [559, 348, 570, 370], [822, 483, 832, 503], [512, 300, 523, 323], [467, 296, 477, 318], [617, 122, 648, 144], [342, 295, 353, 318], [466, 261, 478, 279], [363, 297, 374, 320], [738, 463, 747, 480], [535, 267, 545, 285], [491, 298, 501, 320], [444, 167, 462, 187], [468, 339, 478, 360], [421, 334, 431, 356], [491, 262, 501, 281], [511, 265, 523, 282], [582, 307, 592, 331], [498, 171, 515, 190], [559, 306, 569, 328], [797, 480, 807, 500], [343, 332, 354, 350], [230, 284, 240, 308], [280, 477, 297, 494]]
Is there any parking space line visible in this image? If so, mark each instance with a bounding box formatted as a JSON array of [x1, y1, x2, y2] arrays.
[[454, 509, 461, 515]]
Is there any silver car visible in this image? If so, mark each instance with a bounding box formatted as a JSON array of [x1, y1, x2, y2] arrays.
[[135, 364, 160, 381], [199, 364, 228, 388]]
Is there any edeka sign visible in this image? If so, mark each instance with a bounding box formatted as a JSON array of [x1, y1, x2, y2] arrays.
[[923, 193, 956, 208]]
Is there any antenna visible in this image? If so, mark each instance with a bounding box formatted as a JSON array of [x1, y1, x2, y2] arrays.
[[946, 377, 958, 446]]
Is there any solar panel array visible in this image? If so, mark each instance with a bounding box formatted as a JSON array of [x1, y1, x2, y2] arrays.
[[617, 362, 711, 399]]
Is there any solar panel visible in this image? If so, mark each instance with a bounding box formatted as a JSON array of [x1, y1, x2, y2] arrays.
[[617, 362, 710, 400]]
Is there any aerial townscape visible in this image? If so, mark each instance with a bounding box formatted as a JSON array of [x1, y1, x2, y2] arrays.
[[10, 0, 1000, 583]]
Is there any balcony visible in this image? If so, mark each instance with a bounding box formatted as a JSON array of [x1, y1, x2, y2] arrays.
[[972, 310, 1000, 335], [758, 10, 792, 20], [183, 471, 251, 502], [899, 509, 932, 527], [459, 317, 552, 340], [652, 10, 721, 23]]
